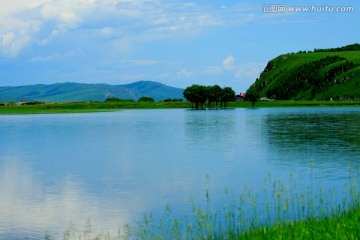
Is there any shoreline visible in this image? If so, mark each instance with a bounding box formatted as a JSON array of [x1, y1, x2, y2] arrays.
[[1, 100, 360, 114]]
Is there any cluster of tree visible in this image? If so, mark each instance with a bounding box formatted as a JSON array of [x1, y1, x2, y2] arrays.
[[24, 101, 45, 105], [263, 56, 358, 100], [138, 97, 155, 102], [183, 84, 235, 109], [105, 97, 183, 103], [295, 50, 310, 54]]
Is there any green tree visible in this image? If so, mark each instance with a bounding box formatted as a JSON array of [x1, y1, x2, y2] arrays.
[[207, 85, 222, 109], [183, 84, 207, 109], [220, 87, 235, 108], [183, 85, 196, 108], [245, 87, 260, 107]]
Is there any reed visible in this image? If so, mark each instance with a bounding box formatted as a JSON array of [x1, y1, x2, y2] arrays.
[[49, 167, 360, 239], [124, 171, 359, 239]]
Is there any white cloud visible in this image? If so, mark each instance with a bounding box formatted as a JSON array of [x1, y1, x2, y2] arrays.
[[234, 62, 265, 80], [100, 27, 114, 36], [0, 0, 45, 15], [201, 56, 264, 85], [0, 1, 259, 57], [222, 56, 235, 71], [177, 69, 195, 79], [0, 29, 34, 57], [0, 4, 42, 57], [40, 0, 97, 29], [0, 0, 98, 57], [37, 29, 60, 45]]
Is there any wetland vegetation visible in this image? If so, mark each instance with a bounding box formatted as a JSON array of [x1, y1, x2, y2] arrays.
[[51, 169, 360, 240]]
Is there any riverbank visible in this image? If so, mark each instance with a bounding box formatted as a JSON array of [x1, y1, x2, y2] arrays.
[[1, 100, 360, 114]]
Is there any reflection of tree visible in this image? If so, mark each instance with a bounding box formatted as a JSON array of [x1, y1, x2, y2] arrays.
[[265, 112, 360, 153], [184, 110, 236, 148]]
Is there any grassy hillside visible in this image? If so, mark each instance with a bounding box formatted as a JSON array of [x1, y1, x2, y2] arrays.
[[246, 44, 360, 100]]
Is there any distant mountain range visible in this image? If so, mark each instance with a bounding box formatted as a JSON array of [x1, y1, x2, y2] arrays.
[[0, 81, 185, 102]]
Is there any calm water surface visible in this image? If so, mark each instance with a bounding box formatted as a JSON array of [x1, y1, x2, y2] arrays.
[[0, 108, 360, 238]]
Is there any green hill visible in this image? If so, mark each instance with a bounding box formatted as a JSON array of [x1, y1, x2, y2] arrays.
[[0, 81, 185, 102], [246, 44, 360, 100]]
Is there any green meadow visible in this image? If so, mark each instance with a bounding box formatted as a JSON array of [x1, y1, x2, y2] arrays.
[[0, 101, 190, 114]]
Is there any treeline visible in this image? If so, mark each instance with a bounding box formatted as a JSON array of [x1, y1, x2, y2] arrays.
[[105, 96, 155, 102], [314, 43, 360, 52], [183, 84, 235, 109], [263, 56, 358, 100], [285, 44, 360, 55]]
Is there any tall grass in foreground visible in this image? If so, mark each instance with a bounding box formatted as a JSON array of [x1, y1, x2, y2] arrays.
[[51, 168, 360, 240]]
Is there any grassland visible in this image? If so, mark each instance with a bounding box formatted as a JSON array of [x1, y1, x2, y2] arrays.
[[1, 100, 360, 114], [0, 101, 191, 114]]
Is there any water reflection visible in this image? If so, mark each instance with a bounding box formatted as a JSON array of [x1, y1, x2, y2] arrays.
[[184, 109, 237, 152], [263, 108, 360, 180], [265, 109, 360, 151], [0, 156, 135, 239]]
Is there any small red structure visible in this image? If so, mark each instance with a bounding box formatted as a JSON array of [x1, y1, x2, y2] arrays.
[[235, 93, 246, 101]]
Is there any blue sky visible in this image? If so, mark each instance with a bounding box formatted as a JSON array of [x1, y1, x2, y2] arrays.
[[0, 0, 359, 93]]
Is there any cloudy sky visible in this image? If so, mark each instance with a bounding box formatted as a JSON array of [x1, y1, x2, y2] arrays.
[[0, 0, 359, 92]]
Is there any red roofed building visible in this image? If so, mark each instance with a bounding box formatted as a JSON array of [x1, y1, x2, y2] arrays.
[[235, 93, 246, 101]]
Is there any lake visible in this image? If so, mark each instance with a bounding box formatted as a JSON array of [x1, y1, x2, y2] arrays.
[[0, 108, 360, 238]]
